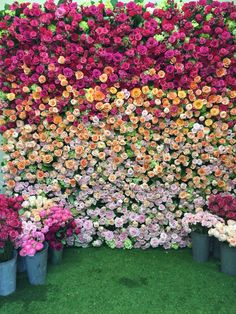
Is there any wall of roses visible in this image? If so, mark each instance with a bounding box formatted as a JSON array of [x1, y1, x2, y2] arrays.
[[0, 0, 235, 249]]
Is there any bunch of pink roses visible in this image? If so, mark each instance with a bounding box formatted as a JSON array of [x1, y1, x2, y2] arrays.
[[42, 206, 80, 250]]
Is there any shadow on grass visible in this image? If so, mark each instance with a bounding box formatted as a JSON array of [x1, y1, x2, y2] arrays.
[[0, 272, 58, 312]]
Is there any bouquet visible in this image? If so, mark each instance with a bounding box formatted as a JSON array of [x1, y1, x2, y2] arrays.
[[208, 194, 236, 221], [0, 194, 22, 262], [182, 211, 224, 234], [17, 195, 54, 256], [17, 195, 80, 254], [209, 220, 236, 247], [42, 206, 80, 251]]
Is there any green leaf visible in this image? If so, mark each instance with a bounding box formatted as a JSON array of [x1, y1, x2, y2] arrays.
[[171, 243, 179, 250], [126, 149, 134, 158], [110, 0, 118, 8], [58, 0, 66, 5], [4, 4, 10, 10], [79, 21, 89, 32], [18, 209, 25, 216]]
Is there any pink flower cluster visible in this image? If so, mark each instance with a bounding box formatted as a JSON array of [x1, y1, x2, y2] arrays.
[[208, 193, 236, 221], [0, 194, 22, 250], [18, 205, 80, 256], [18, 224, 45, 256], [42, 206, 80, 250], [182, 211, 224, 234]]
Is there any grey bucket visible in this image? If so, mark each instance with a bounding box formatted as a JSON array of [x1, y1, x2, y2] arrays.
[[49, 247, 64, 265], [213, 237, 220, 259], [25, 242, 48, 285], [220, 242, 236, 276], [191, 232, 210, 263], [17, 254, 27, 273], [0, 250, 17, 296]]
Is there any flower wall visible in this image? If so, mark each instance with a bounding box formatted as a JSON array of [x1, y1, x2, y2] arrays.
[[0, 0, 235, 249]]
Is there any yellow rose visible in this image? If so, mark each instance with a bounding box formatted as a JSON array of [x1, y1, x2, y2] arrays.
[[210, 107, 220, 116], [116, 91, 125, 99], [205, 119, 213, 126], [178, 91, 186, 99], [86, 94, 94, 102], [193, 99, 203, 110], [7, 93, 16, 101], [109, 87, 117, 94]]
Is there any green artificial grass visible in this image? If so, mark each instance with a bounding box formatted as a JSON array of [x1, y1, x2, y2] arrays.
[[1, 247, 236, 314]]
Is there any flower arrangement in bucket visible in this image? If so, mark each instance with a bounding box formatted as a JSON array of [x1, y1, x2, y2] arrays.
[[17, 195, 54, 285], [209, 220, 236, 276], [17, 195, 54, 256], [208, 193, 236, 258], [0, 194, 22, 296], [17, 195, 81, 282], [182, 211, 223, 262]]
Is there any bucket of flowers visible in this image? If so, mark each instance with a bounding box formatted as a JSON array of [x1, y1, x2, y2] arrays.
[[0, 194, 22, 296], [209, 220, 236, 276], [182, 211, 223, 263], [17, 195, 54, 285]]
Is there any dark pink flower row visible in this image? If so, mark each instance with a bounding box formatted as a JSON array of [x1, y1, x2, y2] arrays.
[[0, 0, 235, 127], [208, 194, 236, 221]]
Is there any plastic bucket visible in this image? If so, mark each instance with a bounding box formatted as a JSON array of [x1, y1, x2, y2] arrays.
[[220, 242, 236, 276], [49, 247, 64, 265], [213, 237, 220, 259], [0, 250, 17, 296], [25, 242, 48, 285], [17, 254, 27, 273], [191, 232, 210, 263]]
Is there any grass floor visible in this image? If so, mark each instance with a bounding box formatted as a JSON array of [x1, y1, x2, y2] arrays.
[[1, 247, 236, 314]]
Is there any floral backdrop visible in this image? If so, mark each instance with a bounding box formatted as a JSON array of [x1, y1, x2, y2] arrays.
[[0, 0, 235, 249]]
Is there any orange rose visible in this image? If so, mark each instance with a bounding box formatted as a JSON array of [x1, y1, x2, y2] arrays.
[[104, 66, 114, 75], [38, 75, 46, 83], [216, 68, 226, 77], [131, 88, 142, 99], [75, 71, 84, 80], [65, 160, 76, 170], [53, 115, 62, 124], [94, 90, 105, 101], [158, 70, 165, 78], [7, 180, 16, 188], [43, 155, 53, 164], [75, 146, 84, 155], [36, 170, 45, 180]]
